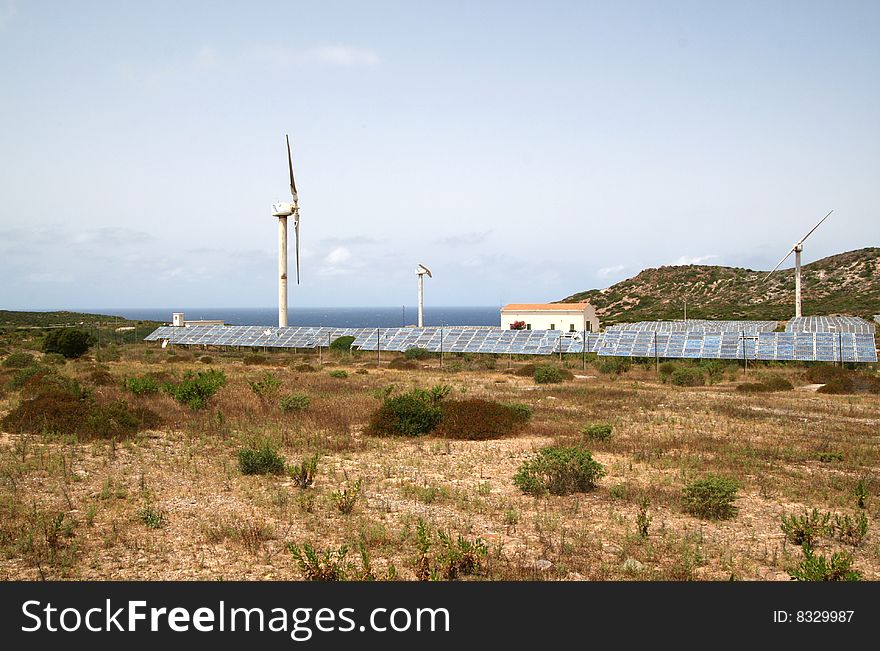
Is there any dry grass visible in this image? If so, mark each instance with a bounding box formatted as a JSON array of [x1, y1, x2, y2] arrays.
[[0, 345, 878, 580]]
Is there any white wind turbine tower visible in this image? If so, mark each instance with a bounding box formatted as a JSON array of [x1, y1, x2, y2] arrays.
[[271, 135, 301, 327], [765, 210, 833, 318], [416, 264, 432, 327]]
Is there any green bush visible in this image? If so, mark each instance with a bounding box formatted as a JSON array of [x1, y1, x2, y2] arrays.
[[288, 454, 318, 488], [514, 446, 606, 496], [534, 365, 563, 384], [699, 360, 725, 385], [42, 353, 67, 366], [331, 479, 362, 514], [43, 328, 95, 359], [658, 362, 677, 382], [87, 367, 116, 386], [280, 392, 310, 413], [199, 355, 213, 364], [436, 399, 530, 440], [329, 336, 355, 352], [596, 358, 630, 375], [123, 375, 160, 396], [293, 363, 317, 373], [242, 354, 269, 365], [504, 402, 533, 423], [781, 509, 831, 546], [789, 545, 861, 581], [365, 391, 442, 437], [163, 368, 227, 410], [248, 371, 281, 398], [237, 443, 285, 475], [670, 367, 705, 387], [328, 369, 348, 379], [404, 347, 432, 360], [2, 352, 36, 369], [682, 475, 738, 520], [580, 422, 613, 441]]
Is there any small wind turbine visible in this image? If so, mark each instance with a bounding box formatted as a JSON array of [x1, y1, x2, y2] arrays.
[[271, 135, 301, 328], [416, 264, 432, 327], [766, 210, 833, 318]]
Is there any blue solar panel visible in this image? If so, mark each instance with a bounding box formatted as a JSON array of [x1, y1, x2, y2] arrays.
[[786, 316, 875, 334]]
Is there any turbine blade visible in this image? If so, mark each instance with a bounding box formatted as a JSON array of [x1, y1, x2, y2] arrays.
[[286, 134, 298, 203], [295, 216, 300, 284], [797, 210, 833, 246], [765, 248, 794, 279]]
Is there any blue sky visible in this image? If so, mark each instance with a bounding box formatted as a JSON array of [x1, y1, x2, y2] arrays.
[[1, 1, 878, 309]]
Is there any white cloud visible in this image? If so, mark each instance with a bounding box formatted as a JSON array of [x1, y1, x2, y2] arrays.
[[597, 264, 625, 278], [325, 246, 351, 265], [673, 254, 718, 266]]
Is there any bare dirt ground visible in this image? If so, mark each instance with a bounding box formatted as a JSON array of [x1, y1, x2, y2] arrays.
[[1, 346, 878, 581]]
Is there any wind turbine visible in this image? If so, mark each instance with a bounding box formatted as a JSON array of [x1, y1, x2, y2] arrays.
[[271, 135, 301, 327], [766, 210, 833, 318], [416, 264, 432, 327]]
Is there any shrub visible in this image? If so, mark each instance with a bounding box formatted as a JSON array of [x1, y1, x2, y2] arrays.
[[289, 543, 350, 581], [388, 358, 418, 370], [596, 358, 630, 375], [504, 402, 533, 423], [580, 422, 613, 441], [328, 370, 348, 379], [658, 362, 677, 382], [288, 454, 318, 488], [123, 375, 160, 396], [163, 368, 227, 409], [436, 399, 529, 440], [514, 364, 537, 377], [242, 354, 269, 365], [1, 389, 160, 440], [87, 368, 115, 386], [700, 360, 725, 385], [834, 512, 868, 546], [237, 443, 285, 475], [682, 475, 738, 520], [137, 504, 167, 529], [365, 391, 442, 437], [248, 371, 281, 398], [436, 530, 487, 579], [293, 363, 316, 373], [817, 451, 844, 463], [670, 367, 705, 387], [280, 392, 310, 413], [781, 509, 831, 546], [43, 328, 95, 359], [7, 365, 51, 390], [534, 365, 563, 384], [42, 353, 67, 365], [817, 374, 880, 395], [2, 352, 36, 369], [404, 347, 431, 360], [199, 355, 213, 364], [855, 479, 868, 509], [329, 336, 355, 353], [514, 446, 606, 496], [738, 376, 794, 393], [789, 545, 861, 581], [331, 479, 362, 514]]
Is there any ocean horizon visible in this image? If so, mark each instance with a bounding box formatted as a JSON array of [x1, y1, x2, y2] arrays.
[[91, 306, 501, 328]]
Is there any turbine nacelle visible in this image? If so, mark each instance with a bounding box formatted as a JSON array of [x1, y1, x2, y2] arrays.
[[272, 202, 296, 218], [416, 264, 432, 278]]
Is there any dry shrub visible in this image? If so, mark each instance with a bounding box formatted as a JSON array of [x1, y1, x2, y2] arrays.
[[1, 389, 161, 440], [388, 358, 418, 370], [817, 374, 880, 395], [87, 367, 116, 386], [243, 354, 270, 366], [435, 399, 529, 440]]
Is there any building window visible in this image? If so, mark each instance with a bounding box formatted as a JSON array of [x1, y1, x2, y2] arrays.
[[526, 324, 531, 330], [587, 322, 592, 332], [549, 324, 555, 330], [569, 323, 576, 332]]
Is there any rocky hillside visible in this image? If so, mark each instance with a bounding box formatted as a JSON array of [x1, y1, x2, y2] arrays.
[[560, 247, 880, 324]]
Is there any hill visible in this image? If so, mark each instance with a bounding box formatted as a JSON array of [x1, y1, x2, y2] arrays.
[[560, 247, 880, 324], [0, 310, 130, 327]]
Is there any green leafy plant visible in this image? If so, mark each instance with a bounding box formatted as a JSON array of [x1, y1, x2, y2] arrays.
[[123, 375, 160, 396], [504, 402, 533, 423], [636, 497, 651, 538], [328, 369, 348, 379], [436, 529, 487, 580], [279, 392, 310, 413], [670, 367, 705, 387], [514, 446, 606, 496], [789, 545, 861, 581], [596, 358, 630, 375], [237, 443, 285, 475], [2, 351, 36, 368], [781, 509, 831, 546], [331, 479, 362, 514], [288, 454, 318, 489], [833, 512, 868, 546], [580, 422, 613, 441], [162, 368, 227, 410], [404, 347, 432, 360], [329, 335, 355, 353], [289, 543, 350, 581], [365, 390, 442, 437], [43, 328, 95, 359], [137, 503, 167, 529], [855, 479, 868, 509], [682, 475, 738, 520], [533, 365, 564, 384], [248, 371, 281, 399]]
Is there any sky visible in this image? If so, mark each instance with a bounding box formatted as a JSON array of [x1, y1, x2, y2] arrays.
[[0, 0, 878, 309]]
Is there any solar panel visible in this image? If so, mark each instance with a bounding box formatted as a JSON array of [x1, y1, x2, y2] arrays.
[[606, 320, 777, 333], [786, 316, 875, 334]]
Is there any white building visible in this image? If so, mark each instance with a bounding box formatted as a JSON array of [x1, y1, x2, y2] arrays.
[[171, 312, 225, 327], [500, 303, 600, 333]]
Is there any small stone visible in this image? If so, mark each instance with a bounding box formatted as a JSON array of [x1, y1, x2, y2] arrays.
[[535, 559, 553, 571], [623, 557, 644, 573]]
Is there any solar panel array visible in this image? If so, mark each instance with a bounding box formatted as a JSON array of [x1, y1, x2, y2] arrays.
[[145, 324, 877, 363], [786, 316, 876, 334], [607, 320, 777, 333]]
